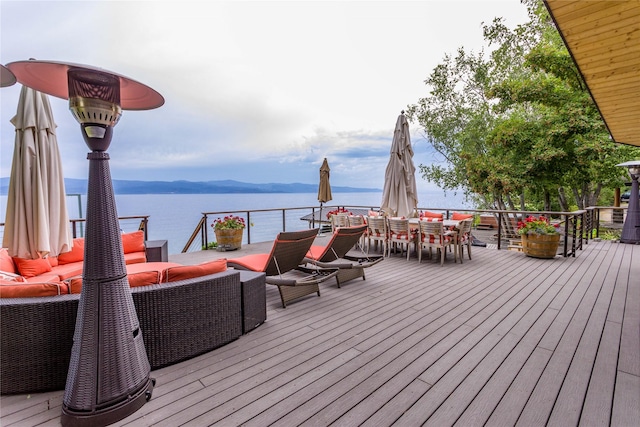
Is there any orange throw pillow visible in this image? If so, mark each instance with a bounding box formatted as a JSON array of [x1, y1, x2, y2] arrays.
[[122, 231, 145, 254], [421, 210, 443, 219], [12, 257, 53, 278], [57, 238, 85, 265], [452, 212, 474, 220], [0, 248, 17, 273]]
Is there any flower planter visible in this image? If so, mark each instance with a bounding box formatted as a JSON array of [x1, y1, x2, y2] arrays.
[[215, 228, 243, 251], [521, 234, 560, 258]]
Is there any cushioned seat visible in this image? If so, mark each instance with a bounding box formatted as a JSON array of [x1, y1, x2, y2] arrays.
[[228, 228, 338, 308], [303, 225, 383, 287]]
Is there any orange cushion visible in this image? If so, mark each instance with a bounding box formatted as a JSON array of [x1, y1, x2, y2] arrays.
[[227, 254, 270, 273], [68, 277, 83, 294], [12, 257, 53, 278], [164, 259, 227, 283], [124, 252, 147, 265], [452, 212, 474, 220], [57, 238, 85, 265], [0, 248, 17, 274], [127, 262, 181, 283], [69, 271, 161, 293], [122, 231, 145, 254], [25, 273, 60, 283], [51, 263, 84, 280], [200, 259, 227, 275], [306, 245, 327, 260], [48, 256, 59, 267], [69, 262, 184, 293], [421, 210, 443, 219], [0, 281, 69, 298], [128, 271, 161, 288]]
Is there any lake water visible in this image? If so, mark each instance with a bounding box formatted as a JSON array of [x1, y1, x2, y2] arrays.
[[1, 191, 472, 255]]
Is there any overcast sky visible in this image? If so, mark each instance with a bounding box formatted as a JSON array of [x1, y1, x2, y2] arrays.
[[1, 0, 529, 191]]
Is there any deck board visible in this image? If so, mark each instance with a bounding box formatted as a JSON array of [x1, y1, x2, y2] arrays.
[[1, 239, 637, 427]]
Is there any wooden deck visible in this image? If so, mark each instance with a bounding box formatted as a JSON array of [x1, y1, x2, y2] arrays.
[[1, 239, 638, 426]]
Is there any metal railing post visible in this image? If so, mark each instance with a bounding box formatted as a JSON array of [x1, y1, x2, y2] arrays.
[[203, 214, 208, 250], [497, 212, 502, 250], [246, 211, 251, 244]]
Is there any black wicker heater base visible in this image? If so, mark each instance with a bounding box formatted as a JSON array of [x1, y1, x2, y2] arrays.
[[61, 151, 154, 426]]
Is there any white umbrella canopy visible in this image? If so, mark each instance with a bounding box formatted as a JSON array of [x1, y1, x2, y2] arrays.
[[3, 86, 72, 259], [380, 111, 418, 218]]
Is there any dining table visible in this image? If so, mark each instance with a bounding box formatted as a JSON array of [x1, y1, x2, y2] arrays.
[[408, 218, 460, 230]]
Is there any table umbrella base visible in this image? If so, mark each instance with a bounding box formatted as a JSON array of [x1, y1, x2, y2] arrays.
[[61, 377, 154, 427]]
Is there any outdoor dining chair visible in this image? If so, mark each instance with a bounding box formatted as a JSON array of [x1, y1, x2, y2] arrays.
[[227, 228, 338, 308], [366, 215, 388, 256], [387, 217, 413, 260], [347, 215, 367, 249], [456, 218, 473, 263], [417, 219, 457, 265], [331, 213, 350, 232]]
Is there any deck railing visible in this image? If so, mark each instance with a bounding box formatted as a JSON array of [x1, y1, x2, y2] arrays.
[[181, 205, 626, 256], [180, 206, 370, 253], [0, 206, 625, 258]]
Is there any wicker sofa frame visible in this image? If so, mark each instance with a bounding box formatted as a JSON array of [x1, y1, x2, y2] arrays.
[[1, 270, 264, 395]]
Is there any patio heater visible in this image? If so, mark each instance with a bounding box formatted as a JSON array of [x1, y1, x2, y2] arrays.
[[6, 60, 164, 426], [1, 64, 17, 87], [617, 160, 640, 244]]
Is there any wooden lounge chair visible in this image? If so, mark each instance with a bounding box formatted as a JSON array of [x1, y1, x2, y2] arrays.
[[227, 228, 337, 308], [303, 225, 383, 287]]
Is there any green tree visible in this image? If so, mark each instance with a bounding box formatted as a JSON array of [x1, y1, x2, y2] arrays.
[[408, 0, 640, 214]]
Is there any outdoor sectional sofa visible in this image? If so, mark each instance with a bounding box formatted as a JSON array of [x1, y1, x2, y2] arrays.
[[1, 269, 266, 395], [0, 231, 148, 297], [0, 234, 267, 395]]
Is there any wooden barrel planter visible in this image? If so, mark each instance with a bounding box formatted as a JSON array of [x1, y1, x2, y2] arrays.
[[521, 234, 560, 258], [214, 229, 243, 251]]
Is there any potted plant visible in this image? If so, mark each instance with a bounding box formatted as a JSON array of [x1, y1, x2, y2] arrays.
[[517, 215, 561, 258], [211, 215, 246, 251]]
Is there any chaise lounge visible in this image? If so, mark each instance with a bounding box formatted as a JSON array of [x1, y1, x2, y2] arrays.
[[227, 228, 338, 308], [303, 224, 383, 287]]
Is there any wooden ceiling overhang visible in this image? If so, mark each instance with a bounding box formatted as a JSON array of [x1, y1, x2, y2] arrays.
[[543, 0, 640, 147]]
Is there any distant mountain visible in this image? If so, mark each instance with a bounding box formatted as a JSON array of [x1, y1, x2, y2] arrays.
[[0, 178, 379, 195]]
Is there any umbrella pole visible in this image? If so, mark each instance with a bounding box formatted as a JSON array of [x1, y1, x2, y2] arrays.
[[318, 202, 325, 236]]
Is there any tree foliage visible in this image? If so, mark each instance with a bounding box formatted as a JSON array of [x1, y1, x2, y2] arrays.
[[408, 0, 640, 212]]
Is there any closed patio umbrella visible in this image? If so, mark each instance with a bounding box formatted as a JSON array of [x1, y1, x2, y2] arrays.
[[380, 111, 418, 218], [317, 157, 333, 231], [3, 85, 72, 259]]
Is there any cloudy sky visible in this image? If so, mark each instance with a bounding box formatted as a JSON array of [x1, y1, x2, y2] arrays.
[[1, 0, 529, 191]]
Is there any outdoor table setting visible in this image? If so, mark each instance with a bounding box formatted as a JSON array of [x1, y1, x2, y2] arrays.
[[407, 218, 461, 264], [408, 218, 461, 231]]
